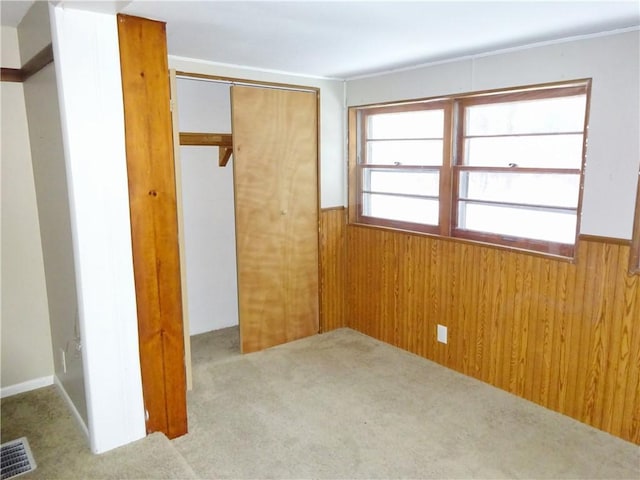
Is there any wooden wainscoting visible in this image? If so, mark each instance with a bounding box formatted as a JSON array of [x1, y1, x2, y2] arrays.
[[320, 207, 347, 332], [346, 226, 640, 444]]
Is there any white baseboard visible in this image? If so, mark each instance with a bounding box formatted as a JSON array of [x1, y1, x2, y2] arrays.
[[54, 376, 89, 441], [0, 375, 54, 398]]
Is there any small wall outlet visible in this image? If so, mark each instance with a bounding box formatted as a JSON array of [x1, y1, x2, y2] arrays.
[[60, 349, 67, 373], [437, 324, 448, 344]]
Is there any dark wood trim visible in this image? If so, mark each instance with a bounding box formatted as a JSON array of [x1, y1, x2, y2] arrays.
[[321, 206, 346, 212], [21, 44, 54, 81], [359, 98, 450, 116], [1, 68, 23, 82], [574, 79, 592, 260], [218, 147, 232, 167], [179, 132, 232, 147], [349, 222, 633, 258], [457, 84, 588, 107], [453, 228, 575, 258], [350, 78, 591, 109], [348, 221, 576, 263], [175, 70, 320, 94], [439, 100, 453, 236], [1, 44, 53, 83], [347, 108, 358, 224], [315, 88, 323, 334], [579, 234, 631, 246]]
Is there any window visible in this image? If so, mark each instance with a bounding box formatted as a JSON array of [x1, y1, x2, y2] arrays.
[[349, 80, 591, 258], [354, 101, 451, 235]]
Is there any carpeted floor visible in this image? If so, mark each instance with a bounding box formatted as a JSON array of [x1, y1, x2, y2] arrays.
[[0, 386, 196, 479], [175, 327, 640, 479], [2, 327, 639, 479]]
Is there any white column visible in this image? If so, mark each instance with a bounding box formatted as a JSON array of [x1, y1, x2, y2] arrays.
[[49, 5, 145, 454]]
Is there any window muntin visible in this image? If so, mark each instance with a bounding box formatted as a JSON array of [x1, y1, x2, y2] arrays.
[[349, 80, 590, 258]]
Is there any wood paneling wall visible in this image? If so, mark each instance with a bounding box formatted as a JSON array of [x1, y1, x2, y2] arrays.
[[320, 208, 347, 332], [346, 225, 640, 444]]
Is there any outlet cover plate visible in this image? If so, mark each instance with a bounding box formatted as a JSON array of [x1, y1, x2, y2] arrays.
[[437, 324, 447, 344]]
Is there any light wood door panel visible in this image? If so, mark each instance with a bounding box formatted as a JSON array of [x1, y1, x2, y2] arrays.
[[231, 86, 319, 353]]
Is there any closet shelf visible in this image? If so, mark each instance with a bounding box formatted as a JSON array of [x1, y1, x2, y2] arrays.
[[179, 132, 233, 166]]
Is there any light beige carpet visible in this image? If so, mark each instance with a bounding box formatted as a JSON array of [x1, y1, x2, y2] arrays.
[[0, 386, 197, 479], [175, 327, 639, 479], [2, 327, 638, 479]]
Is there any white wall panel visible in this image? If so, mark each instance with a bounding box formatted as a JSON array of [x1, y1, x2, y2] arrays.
[[50, 6, 145, 454]]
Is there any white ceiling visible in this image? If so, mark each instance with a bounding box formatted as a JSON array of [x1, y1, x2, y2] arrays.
[[2, 1, 639, 79]]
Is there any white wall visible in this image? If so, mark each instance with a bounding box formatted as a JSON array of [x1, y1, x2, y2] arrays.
[[0, 26, 54, 395], [169, 57, 346, 208], [346, 29, 640, 240], [176, 78, 239, 335], [18, 0, 87, 424], [50, 6, 145, 454]]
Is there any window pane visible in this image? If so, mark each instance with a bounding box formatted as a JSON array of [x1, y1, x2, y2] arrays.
[[367, 139, 443, 166], [466, 95, 587, 136], [365, 169, 440, 196], [465, 134, 584, 168], [368, 109, 444, 139], [364, 193, 439, 225], [458, 202, 577, 244], [460, 172, 580, 208]]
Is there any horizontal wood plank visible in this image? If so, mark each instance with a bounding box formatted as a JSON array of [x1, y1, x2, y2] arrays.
[[179, 132, 232, 147]]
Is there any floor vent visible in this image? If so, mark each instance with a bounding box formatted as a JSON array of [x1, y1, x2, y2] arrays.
[[1, 437, 36, 480]]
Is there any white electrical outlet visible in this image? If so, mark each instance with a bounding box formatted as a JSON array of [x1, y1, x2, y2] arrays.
[[61, 349, 67, 373], [437, 324, 448, 344]]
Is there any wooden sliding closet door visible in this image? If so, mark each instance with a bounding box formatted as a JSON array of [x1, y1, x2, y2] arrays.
[[231, 86, 319, 353]]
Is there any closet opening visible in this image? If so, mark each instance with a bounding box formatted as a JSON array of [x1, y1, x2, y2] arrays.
[[170, 72, 321, 391]]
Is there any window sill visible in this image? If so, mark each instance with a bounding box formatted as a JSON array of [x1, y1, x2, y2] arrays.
[[348, 220, 578, 264]]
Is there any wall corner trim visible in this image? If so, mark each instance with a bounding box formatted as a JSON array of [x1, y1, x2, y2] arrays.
[[54, 375, 89, 442]]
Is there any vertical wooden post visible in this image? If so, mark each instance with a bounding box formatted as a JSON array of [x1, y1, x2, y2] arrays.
[[117, 14, 187, 438]]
